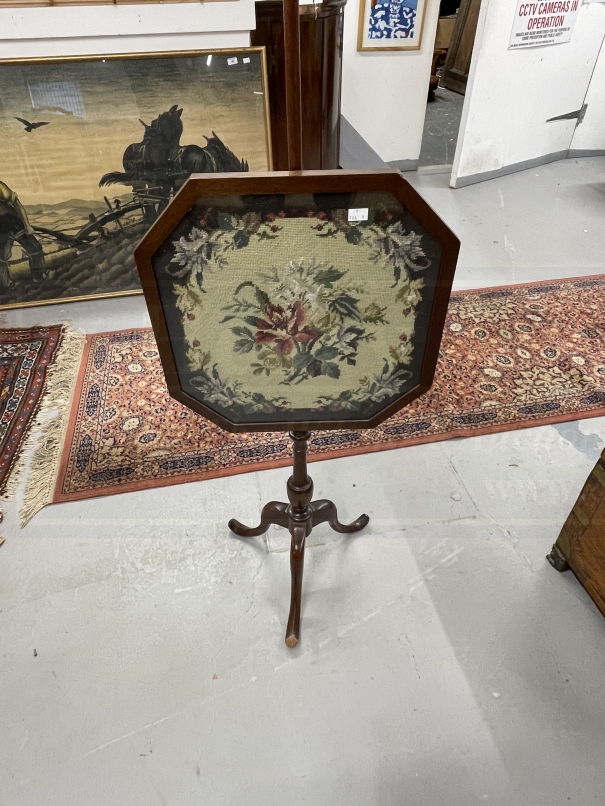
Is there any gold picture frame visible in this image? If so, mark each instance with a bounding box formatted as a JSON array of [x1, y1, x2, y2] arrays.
[[0, 47, 272, 310], [357, 0, 428, 52]]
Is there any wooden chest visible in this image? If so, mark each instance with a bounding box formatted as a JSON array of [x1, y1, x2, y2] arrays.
[[549, 450, 605, 617]]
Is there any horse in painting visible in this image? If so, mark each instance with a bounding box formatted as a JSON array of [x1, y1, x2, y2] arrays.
[[99, 105, 249, 221], [99, 105, 184, 222], [170, 132, 248, 187]]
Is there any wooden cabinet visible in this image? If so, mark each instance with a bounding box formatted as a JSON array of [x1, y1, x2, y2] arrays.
[[549, 451, 605, 617], [251, 0, 346, 170]]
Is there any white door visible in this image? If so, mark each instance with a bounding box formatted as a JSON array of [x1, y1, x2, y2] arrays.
[[569, 30, 605, 155], [450, 0, 605, 187]]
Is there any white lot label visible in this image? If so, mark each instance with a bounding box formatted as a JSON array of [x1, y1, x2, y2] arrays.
[[348, 208, 369, 222], [227, 57, 238, 66], [243, 57, 251, 64]]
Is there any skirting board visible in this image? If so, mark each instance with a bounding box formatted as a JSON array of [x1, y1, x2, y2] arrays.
[[417, 164, 453, 175], [567, 149, 605, 158], [388, 159, 420, 172], [453, 148, 605, 188], [452, 150, 568, 188]]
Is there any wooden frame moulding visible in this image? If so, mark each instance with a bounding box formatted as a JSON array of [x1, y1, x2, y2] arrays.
[[134, 167, 460, 434], [357, 0, 428, 52]]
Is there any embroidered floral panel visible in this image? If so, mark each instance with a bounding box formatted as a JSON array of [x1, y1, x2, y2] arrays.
[[150, 191, 443, 425]]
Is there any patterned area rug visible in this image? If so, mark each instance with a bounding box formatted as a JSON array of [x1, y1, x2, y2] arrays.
[[34, 276, 605, 520], [0, 325, 84, 518]]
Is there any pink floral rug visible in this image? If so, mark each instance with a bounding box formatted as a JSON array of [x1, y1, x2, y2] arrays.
[[42, 275, 605, 511]]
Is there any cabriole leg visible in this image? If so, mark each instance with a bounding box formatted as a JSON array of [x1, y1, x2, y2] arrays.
[[228, 500, 289, 537], [311, 499, 369, 534], [285, 522, 307, 648]]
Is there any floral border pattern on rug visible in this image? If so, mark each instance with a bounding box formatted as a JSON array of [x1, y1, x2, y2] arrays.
[[54, 276, 605, 505]]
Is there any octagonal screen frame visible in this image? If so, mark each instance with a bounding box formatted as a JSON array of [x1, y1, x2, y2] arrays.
[[134, 169, 460, 434]]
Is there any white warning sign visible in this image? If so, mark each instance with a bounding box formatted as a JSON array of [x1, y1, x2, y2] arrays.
[[509, 1, 581, 49]]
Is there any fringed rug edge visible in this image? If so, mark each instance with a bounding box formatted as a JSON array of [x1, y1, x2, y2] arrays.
[[3, 327, 87, 527]]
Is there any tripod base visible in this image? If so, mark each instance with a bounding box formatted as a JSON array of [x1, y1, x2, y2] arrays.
[[228, 431, 369, 647]]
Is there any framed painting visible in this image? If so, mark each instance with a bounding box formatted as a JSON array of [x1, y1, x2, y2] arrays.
[[0, 47, 272, 310], [357, 0, 428, 51]]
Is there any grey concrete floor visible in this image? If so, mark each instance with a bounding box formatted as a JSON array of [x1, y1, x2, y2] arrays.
[[2, 158, 605, 806], [419, 87, 465, 167]]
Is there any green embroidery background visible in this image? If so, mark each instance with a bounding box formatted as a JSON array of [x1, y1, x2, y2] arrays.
[[150, 192, 443, 424]]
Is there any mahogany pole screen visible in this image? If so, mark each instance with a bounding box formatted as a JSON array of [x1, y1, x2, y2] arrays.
[[135, 169, 460, 646], [283, 0, 303, 170]]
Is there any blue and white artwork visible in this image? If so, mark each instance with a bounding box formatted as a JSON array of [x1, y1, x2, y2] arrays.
[[369, 0, 417, 40], [359, 0, 426, 50]]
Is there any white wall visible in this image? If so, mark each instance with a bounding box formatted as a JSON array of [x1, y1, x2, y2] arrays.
[[0, 2, 254, 59], [341, 0, 440, 164], [451, 0, 605, 187], [570, 33, 605, 153]]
